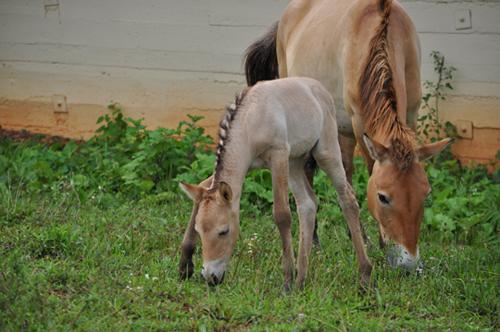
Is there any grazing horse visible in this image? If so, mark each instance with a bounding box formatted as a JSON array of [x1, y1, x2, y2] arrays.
[[179, 77, 372, 290], [244, 0, 452, 269]]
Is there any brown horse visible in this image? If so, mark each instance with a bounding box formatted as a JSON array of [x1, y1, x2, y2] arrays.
[[179, 77, 371, 290], [245, 0, 452, 269]]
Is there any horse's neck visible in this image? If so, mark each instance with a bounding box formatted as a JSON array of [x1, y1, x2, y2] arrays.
[[216, 126, 252, 211]]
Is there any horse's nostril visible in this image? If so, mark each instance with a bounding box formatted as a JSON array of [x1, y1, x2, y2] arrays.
[[211, 273, 219, 284]]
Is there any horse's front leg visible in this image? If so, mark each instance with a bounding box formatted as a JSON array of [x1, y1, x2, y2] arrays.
[[270, 150, 295, 292], [338, 133, 356, 185]]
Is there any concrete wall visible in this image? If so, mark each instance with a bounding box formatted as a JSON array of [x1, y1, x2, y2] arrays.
[[0, 0, 499, 163]]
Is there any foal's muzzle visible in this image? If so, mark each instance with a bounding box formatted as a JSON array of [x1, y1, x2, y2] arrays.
[[203, 271, 225, 286], [201, 258, 227, 286]]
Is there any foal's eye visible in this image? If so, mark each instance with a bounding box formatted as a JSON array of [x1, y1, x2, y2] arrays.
[[378, 193, 390, 205], [218, 229, 229, 236]]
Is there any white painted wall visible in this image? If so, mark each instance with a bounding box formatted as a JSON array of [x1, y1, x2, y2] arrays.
[[0, 0, 499, 139]]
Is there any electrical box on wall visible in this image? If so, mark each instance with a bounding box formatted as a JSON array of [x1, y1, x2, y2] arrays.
[[52, 95, 68, 113], [455, 9, 472, 31], [456, 120, 473, 139]]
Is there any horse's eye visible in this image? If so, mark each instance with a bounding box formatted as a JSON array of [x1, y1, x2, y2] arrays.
[[218, 229, 229, 236], [378, 193, 390, 205]]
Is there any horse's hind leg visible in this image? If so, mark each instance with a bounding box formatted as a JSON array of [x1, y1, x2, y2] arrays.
[[304, 156, 320, 247], [270, 149, 295, 292], [313, 130, 372, 288], [290, 160, 317, 290]]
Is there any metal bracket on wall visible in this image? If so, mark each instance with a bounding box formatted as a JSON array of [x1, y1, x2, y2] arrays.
[[456, 120, 473, 139], [44, 0, 60, 21], [52, 95, 68, 113]]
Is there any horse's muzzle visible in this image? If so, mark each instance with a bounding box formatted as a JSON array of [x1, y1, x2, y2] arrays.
[[387, 244, 421, 271]]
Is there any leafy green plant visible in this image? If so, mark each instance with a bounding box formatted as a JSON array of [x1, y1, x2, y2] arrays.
[[424, 160, 499, 243], [1, 102, 497, 243], [417, 51, 457, 143], [0, 105, 214, 200]]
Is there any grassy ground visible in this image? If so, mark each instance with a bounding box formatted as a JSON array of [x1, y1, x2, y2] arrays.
[[1, 184, 498, 331]]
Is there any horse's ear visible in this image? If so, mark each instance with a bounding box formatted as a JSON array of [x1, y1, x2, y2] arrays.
[[179, 182, 204, 202], [218, 181, 233, 203], [417, 138, 454, 161], [363, 134, 389, 161]]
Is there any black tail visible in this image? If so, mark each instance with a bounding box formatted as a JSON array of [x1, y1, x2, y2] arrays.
[[244, 21, 279, 86]]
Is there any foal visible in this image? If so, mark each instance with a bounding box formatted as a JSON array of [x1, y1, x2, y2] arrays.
[[179, 77, 371, 290]]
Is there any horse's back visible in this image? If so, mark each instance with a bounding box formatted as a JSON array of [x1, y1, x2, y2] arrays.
[[278, 0, 421, 120]]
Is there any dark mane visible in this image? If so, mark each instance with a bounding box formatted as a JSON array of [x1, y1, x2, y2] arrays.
[[359, 0, 415, 170], [211, 87, 251, 188]]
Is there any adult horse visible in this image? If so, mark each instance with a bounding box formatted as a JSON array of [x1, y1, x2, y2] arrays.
[[245, 0, 452, 269]]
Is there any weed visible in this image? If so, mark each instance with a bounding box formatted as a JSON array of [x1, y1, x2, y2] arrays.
[[417, 51, 457, 143]]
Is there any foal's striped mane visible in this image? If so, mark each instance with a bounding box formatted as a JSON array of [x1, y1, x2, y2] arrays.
[[211, 87, 251, 188], [359, 0, 415, 170]]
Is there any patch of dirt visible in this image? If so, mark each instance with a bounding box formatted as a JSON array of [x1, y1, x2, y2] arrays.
[[0, 126, 83, 145]]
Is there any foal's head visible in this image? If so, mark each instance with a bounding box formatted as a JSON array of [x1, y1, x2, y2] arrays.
[[180, 181, 238, 285], [363, 135, 453, 270]]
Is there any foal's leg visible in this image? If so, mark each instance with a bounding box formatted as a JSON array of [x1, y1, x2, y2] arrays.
[[339, 133, 371, 246], [313, 134, 372, 288], [179, 203, 198, 279], [179, 175, 213, 279], [290, 161, 317, 290], [270, 149, 295, 291], [304, 156, 320, 247]]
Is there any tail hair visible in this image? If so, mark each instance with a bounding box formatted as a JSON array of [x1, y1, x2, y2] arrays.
[[244, 21, 279, 86]]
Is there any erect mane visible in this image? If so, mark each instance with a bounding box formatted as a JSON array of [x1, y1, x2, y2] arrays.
[[211, 87, 251, 189], [359, 0, 415, 170]]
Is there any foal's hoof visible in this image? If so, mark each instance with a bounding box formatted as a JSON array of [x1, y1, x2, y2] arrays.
[[358, 264, 373, 293], [283, 282, 292, 294], [359, 279, 378, 295], [179, 260, 194, 280]]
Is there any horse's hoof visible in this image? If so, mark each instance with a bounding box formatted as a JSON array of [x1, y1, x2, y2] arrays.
[[312, 237, 321, 249]]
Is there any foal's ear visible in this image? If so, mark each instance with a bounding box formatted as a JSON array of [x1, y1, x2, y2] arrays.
[[417, 138, 454, 161], [179, 182, 204, 202], [363, 134, 389, 161], [218, 181, 233, 203]]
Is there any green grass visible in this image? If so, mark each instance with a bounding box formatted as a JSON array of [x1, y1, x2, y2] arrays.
[[1, 184, 498, 331], [0, 111, 498, 330]]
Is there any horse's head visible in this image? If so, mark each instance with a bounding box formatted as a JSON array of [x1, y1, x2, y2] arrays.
[[363, 134, 453, 270], [180, 181, 238, 286]]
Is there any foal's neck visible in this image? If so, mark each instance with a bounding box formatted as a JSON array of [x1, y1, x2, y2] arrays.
[[214, 123, 252, 211]]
